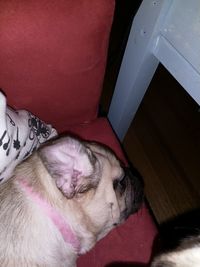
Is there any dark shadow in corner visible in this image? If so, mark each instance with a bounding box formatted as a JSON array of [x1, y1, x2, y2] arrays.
[[155, 208, 200, 253]]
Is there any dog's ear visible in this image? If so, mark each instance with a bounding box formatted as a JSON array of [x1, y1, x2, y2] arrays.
[[38, 136, 100, 198]]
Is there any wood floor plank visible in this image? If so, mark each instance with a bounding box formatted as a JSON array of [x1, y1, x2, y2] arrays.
[[122, 65, 200, 224]]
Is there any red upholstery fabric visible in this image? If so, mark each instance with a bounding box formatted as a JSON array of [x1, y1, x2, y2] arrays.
[[0, 1, 157, 266], [0, 0, 114, 130]]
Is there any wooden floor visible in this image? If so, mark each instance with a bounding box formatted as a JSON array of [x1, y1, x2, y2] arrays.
[[102, 64, 200, 224], [122, 64, 200, 224]]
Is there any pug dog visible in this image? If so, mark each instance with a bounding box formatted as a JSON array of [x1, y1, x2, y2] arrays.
[[0, 135, 143, 267]]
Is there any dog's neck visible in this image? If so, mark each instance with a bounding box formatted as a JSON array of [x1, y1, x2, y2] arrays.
[[19, 180, 81, 253]]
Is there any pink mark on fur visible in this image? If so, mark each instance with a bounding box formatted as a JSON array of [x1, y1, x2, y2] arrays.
[[19, 180, 80, 253]]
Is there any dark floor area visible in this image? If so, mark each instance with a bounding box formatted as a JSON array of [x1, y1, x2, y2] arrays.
[[122, 64, 200, 224]]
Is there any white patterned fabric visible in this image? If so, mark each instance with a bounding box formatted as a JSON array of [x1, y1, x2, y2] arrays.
[[0, 92, 57, 182]]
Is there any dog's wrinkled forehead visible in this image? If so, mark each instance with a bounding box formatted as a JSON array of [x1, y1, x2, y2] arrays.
[[85, 141, 124, 180]]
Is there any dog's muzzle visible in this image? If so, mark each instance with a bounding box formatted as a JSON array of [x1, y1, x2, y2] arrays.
[[120, 167, 144, 220]]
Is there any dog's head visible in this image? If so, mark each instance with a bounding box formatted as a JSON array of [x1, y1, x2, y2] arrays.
[[38, 136, 144, 241]]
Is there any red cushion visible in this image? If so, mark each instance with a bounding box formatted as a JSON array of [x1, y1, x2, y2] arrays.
[[0, 1, 157, 264], [78, 206, 156, 266], [0, 0, 114, 130], [65, 118, 157, 266]]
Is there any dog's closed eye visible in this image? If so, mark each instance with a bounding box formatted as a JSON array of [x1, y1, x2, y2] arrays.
[[113, 174, 126, 195]]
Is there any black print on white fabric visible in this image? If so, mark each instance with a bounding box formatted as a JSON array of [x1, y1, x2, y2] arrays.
[[1, 112, 51, 160], [28, 113, 51, 140], [0, 111, 53, 182], [15, 151, 20, 160], [23, 140, 37, 160], [6, 113, 16, 126], [13, 127, 21, 150], [0, 130, 11, 156], [0, 130, 7, 147], [21, 113, 52, 159], [4, 137, 11, 156]]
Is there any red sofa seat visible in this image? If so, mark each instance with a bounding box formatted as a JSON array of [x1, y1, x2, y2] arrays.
[[0, 1, 157, 266]]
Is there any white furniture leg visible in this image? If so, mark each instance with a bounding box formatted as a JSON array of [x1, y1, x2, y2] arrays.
[[108, 0, 200, 141], [108, 0, 171, 141]]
